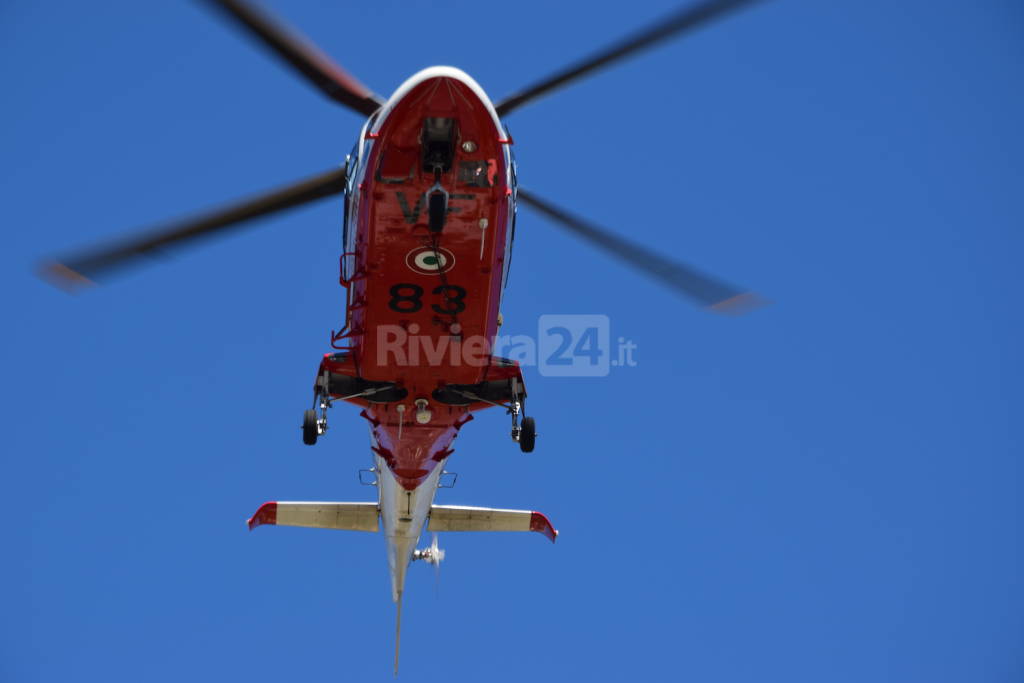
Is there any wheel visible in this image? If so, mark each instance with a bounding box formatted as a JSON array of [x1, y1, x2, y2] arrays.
[[519, 416, 536, 453], [302, 409, 318, 446]]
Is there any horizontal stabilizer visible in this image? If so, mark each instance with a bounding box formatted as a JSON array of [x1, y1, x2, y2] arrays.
[[247, 501, 379, 532], [427, 505, 558, 543]]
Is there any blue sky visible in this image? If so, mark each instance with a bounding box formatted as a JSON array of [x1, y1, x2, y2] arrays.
[[2, 1, 1022, 681]]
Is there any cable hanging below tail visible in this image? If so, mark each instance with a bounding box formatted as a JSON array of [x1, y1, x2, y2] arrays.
[[394, 593, 403, 677]]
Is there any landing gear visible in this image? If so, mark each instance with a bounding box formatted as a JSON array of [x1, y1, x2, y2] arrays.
[[519, 416, 536, 453], [508, 378, 537, 453], [301, 371, 331, 446], [302, 409, 319, 445]]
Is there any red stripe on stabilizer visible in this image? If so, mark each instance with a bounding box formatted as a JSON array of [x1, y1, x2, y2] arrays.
[[246, 502, 278, 531], [529, 511, 558, 543]]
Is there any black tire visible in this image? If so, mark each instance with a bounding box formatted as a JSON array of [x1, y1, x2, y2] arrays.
[[302, 409, 318, 446], [519, 416, 536, 453]]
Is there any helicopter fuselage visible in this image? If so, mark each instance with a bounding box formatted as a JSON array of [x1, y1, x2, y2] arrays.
[[318, 67, 525, 599]]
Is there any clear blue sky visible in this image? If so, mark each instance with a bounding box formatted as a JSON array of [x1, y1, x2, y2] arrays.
[[2, 1, 1022, 681]]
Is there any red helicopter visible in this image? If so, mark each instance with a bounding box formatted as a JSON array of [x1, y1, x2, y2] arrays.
[[44, 0, 765, 672]]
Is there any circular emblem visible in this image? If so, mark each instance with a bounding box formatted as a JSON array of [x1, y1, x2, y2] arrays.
[[406, 246, 455, 275]]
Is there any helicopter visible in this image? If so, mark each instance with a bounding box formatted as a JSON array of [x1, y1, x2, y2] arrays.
[[43, 0, 766, 673]]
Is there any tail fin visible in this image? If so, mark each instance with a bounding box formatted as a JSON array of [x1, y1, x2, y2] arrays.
[[427, 505, 558, 542]]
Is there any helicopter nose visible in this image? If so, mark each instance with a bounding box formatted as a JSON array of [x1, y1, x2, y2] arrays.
[[376, 66, 499, 131]]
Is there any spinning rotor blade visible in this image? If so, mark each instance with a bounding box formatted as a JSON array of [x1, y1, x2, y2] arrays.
[[205, 0, 384, 116], [431, 533, 444, 596], [517, 188, 764, 313], [42, 166, 348, 288], [495, 0, 763, 117]]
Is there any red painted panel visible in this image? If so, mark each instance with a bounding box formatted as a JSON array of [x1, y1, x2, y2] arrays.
[[529, 511, 558, 543], [327, 73, 518, 493], [247, 501, 278, 530], [349, 74, 510, 390]]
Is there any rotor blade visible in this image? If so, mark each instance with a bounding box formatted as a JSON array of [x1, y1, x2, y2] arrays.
[[42, 166, 348, 289], [205, 0, 384, 116], [432, 533, 442, 598], [495, 0, 763, 117], [517, 188, 764, 313]]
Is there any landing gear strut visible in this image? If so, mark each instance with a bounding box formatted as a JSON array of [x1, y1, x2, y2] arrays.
[[509, 378, 536, 453], [302, 371, 331, 446]]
